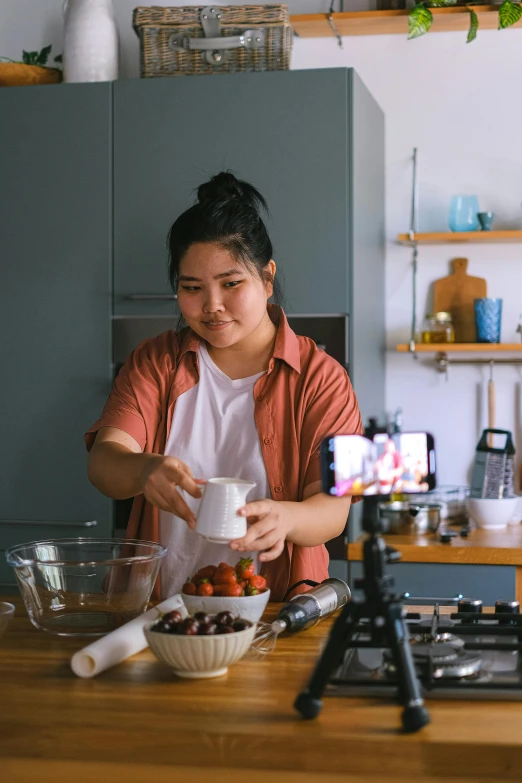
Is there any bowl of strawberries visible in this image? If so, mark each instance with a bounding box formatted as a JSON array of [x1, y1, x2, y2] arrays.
[[181, 558, 270, 623]]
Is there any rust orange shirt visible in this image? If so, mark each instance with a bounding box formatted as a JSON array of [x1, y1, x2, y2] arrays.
[[84, 307, 363, 600]]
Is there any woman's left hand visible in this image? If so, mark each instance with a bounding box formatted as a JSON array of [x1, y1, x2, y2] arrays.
[[230, 499, 292, 562]]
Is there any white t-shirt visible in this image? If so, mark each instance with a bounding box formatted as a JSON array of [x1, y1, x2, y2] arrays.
[[158, 342, 270, 598]]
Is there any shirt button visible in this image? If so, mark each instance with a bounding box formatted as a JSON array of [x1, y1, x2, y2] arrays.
[[264, 438, 272, 445], [274, 485, 282, 493]]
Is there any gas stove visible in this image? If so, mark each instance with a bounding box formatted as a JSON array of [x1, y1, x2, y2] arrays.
[[327, 599, 522, 700]]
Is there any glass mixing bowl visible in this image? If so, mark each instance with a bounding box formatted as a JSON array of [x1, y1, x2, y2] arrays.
[[5, 538, 166, 637]]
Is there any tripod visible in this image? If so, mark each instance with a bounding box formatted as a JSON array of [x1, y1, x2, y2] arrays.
[[294, 494, 430, 733]]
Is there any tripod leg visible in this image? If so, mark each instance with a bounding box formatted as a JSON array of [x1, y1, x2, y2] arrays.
[[294, 601, 360, 720], [386, 602, 430, 733]]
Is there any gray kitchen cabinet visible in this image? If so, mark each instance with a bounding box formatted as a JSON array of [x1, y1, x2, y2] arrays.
[[0, 83, 113, 589], [113, 67, 385, 422]]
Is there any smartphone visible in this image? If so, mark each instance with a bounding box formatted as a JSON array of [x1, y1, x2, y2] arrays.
[[321, 432, 436, 497]]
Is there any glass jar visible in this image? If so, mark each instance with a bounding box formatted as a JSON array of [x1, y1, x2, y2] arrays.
[[421, 312, 455, 344]]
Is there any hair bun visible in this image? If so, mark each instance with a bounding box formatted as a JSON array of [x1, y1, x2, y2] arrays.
[[197, 171, 267, 213]]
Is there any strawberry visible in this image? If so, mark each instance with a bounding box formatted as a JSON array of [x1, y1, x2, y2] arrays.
[[213, 566, 238, 585], [182, 580, 196, 595], [245, 585, 259, 596], [193, 565, 217, 582], [248, 574, 267, 590], [235, 557, 255, 579], [196, 579, 214, 596], [214, 583, 244, 598]]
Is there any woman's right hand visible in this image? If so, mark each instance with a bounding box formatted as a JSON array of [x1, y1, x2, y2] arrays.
[[139, 454, 203, 529]]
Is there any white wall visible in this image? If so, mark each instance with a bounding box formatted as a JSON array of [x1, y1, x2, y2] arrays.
[[3, 1, 522, 486]]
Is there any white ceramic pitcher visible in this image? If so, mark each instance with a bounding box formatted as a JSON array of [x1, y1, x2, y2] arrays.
[[63, 0, 119, 83], [195, 478, 256, 544]]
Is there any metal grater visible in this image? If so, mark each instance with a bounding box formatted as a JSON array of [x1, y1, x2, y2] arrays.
[[470, 429, 515, 499]]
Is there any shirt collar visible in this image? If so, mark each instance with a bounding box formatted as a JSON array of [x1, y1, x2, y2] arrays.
[[177, 304, 301, 375], [269, 304, 301, 374]]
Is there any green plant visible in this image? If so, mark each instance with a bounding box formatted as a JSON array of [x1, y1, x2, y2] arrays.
[[408, 0, 522, 42], [0, 45, 62, 67]]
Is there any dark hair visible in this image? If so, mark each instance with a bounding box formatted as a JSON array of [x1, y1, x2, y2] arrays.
[[167, 171, 284, 306]]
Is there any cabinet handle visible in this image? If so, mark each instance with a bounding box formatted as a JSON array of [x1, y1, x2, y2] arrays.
[[0, 519, 98, 527], [124, 294, 178, 301]]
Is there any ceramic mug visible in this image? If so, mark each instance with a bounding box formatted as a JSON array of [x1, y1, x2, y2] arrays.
[[195, 478, 256, 544], [477, 211, 495, 231]]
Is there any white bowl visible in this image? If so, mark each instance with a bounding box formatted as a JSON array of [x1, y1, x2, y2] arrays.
[[144, 621, 256, 678], [466, 497, 520, 530], [181, 589, 270, 624], [508, 495, 522, 526]]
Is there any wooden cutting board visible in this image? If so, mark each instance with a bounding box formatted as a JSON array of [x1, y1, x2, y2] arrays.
[[433, 257, 487, 342]]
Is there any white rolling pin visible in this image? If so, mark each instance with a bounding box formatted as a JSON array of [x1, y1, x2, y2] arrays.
[[71, 594, 187, 678]]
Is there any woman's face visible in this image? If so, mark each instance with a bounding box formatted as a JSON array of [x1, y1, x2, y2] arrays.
[[176, 242, 274, 349]]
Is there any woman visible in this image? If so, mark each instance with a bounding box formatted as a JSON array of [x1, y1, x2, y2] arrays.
[[85, 172, 363, 601]]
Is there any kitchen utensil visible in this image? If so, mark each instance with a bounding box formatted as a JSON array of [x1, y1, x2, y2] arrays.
[[144, 619, 256, 678], [433, 258, 487, 343], [408, 485, 469, 523], [475, 298, 503, 343], [488, 362, 495, 433], [182, 588, 270, 624], [195, 477, 256, 544], [466, 497, 520, 530], [252, 578, 351, 655], [470, 429, 515, 499], [0, 602, 15, 640], [477, 211, 495, 231], [449, 195, 480, 231], [5, 538, 166, 636], [378, 501, 443, 534], [71, 593, 187, 678]]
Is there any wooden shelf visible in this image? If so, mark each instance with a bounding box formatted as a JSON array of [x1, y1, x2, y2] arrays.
[[397, 230, 522, 245], [291, 6, 522, 38], [396, 343, 522, 353]]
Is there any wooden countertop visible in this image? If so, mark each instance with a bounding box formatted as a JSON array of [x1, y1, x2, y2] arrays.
[[3, 598, 522, 782], [348, 524, 522, 565]]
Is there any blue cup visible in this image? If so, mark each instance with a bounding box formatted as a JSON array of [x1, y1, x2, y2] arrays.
[[474, 298, 502, 343], [449, 195, 480, 232], [477, 211, 494, 231]]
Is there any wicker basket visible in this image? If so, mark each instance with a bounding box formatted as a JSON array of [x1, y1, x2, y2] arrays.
[[133, 5, 293, 77]]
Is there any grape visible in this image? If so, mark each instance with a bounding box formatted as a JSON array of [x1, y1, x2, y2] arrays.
[[215, 611, 235, 626], [232, 620, 251, 632], [182, 619, 200, 635], [198, 621, 218, 636], [162, 610, 183, 626], [152, 620, 171, 634], [194, 611, 211, 623]]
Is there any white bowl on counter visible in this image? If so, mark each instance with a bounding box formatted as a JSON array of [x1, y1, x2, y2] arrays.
[[181, 589, 270, 624], [144, 621, 256, 678], [466, 497, 520, 530]]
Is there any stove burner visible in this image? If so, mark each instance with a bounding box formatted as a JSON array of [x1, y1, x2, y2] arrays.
[[384, 638, 484, 680], [411, 641, 460, 664], [414, 616, 455, 631], [411, 632, 465, 649]]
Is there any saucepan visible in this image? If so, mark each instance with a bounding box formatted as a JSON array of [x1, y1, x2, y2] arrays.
[[378, 502, 443, 534]]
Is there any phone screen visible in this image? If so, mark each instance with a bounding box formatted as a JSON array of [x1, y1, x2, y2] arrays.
[[322, 432, 436, 497]]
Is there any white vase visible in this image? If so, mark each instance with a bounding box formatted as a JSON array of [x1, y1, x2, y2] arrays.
[[63, 0, 119, 83]]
